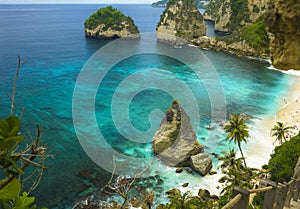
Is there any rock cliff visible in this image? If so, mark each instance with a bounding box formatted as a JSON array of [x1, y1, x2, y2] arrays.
[[195, 17, 270, 57], [84, 6, 140, 39], [198, 0, 270, 57], [152, 100, 212, 176], [265, 0, 300, 70], [204, 0, 269, 33], [156, 0, 206, 45], [152, 0, 210, 9]]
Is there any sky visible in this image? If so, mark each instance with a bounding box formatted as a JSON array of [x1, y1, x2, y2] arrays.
[[0, 0, 156, 3]]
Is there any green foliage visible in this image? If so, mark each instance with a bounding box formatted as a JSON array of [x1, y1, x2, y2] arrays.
[[218, 149, 252, 195], [84, 6, 139, 33], [270, 121, 292, 145], [0, 115, 48, 209], [268, 132, 300, 183], [251, 192, 264, 209], [0, 116, 24, 176], [240, 19, 269, 50], [229, 0, 250, 30], [0, 179, 21, 202], [13, 192, 39, 209], [158, 188, 217, 209], [223, 113, 250, 171]]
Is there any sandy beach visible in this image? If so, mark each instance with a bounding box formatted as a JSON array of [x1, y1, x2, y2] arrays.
[[245, 74, 300, 168]]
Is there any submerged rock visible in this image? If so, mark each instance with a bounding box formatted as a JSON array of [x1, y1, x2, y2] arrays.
[[84, 6, 140, 39], [156, 0, 206, 45], [265, 0, 300, 70]]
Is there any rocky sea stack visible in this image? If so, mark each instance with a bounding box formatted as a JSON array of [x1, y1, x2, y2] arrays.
[[156, 0, 206, 45], [84, 6, 140, 39], [152, 100, 212, 176]]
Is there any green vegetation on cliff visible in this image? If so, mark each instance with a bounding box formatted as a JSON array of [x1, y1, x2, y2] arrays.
[[228, 0, 250, 30], [84, 6, 139, 33], [268, 132, 300, 183], [205, 0, 250, 31], [156, 0, 206, 40], [216, 18, 269, 54], [152, 0, 210, 9], [240, 19, 269, 50]]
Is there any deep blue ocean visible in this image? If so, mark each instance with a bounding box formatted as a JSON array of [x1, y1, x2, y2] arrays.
[[0, 4, 291, 208]]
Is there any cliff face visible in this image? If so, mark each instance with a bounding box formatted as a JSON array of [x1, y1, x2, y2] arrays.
[[152, 0, 210, 9], [84, 6, 140, 39], [265, 0, 300, 70], [204, 0, 268, 33], [156, 0, 206, 45]]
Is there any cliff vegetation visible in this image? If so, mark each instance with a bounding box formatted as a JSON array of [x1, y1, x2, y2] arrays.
[[156, 0, 206, 44], [84, 6, 140, 38], [152, 0, 210, 9]]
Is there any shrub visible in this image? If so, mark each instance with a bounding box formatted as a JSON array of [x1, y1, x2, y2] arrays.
[[268, 132, 300, 183]]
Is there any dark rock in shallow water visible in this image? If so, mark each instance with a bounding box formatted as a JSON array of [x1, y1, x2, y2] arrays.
[[176, 167, 183, 173], [182, 182, 189, 187], [209, 170, 217, 175]]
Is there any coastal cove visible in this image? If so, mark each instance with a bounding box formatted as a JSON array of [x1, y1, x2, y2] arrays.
[[0, 4, 298, 208]]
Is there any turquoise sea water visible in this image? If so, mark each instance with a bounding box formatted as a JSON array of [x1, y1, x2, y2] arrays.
[[0, 4, 291, 208]]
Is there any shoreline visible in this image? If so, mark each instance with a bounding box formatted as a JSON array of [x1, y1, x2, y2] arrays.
[[245, 73, 300, 168]]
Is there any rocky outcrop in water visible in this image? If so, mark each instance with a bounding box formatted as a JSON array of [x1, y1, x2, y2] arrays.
[[156, 0, 206, 45], [84, 6, 140, 39], [152, 100, 212, 176], [265, 0, 300, 70], [190, 153, 212, 176]]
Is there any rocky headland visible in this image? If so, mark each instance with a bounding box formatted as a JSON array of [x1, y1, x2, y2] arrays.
[[196, 0, 270, 57], [152, 100, 212, 176], [156, 0, 206, 45], [84, 6, 140, 39]]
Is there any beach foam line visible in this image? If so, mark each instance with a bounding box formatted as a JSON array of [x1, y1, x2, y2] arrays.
[[267, 65, 300, 77]]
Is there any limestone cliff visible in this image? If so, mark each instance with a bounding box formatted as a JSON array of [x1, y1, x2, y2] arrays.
[[152, 0, 211, 9], [195, 17, 270, 57], [156, 0, 206, 45], [84, 6, 140, 39], [198, 0, 270, 57], [265, 0, 300, 70], [204, 0, 269, 33], [152, 100, 212, 176]]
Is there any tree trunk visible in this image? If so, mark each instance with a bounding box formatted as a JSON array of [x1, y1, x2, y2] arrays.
[[238, 143, 248, 172]]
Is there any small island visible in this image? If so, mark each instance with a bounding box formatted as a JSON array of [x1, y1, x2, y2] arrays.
[[84, 6, 140, 39]]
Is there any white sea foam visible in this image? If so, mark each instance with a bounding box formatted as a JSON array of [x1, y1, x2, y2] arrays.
[[267, 65, 300, 77]]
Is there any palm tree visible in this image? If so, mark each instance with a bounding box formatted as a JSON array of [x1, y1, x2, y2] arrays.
[[219, 148, 244, 170], [223, 113, 249, 171], [271, 121, 292, 145], [218, 148, 251, 195]]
